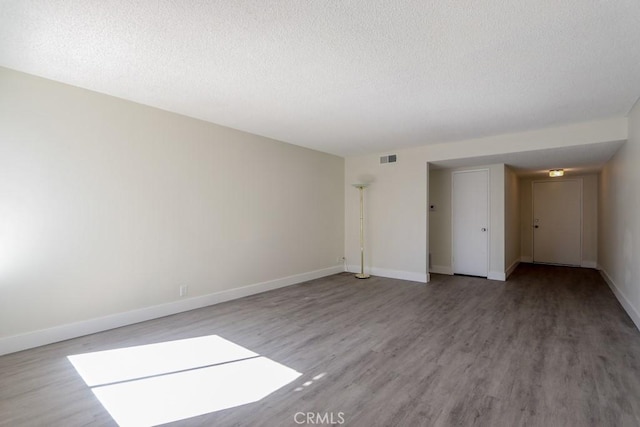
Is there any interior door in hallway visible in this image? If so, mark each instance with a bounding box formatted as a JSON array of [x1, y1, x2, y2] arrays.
[[532, 179, 582, 266], [452, 169, 489, 277]]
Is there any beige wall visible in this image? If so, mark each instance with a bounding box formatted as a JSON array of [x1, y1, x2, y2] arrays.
[[0, 68, 344, 349], [489, 165, 506, 279], [345, 153, 427, 282], [598, 99, 640, 328], [519, 174, 598, 267], [345, 118, 625, 283], [505, 166, 520, 275], [428, 169, 452, 272]]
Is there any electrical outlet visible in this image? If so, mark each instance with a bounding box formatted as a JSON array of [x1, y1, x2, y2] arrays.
[[179, 285, 188, 297]]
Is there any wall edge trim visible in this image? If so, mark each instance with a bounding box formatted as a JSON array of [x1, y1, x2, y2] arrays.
[[0, 266, 343, 356], [346, 265, 428, 283], [599, 267, 640, 332]]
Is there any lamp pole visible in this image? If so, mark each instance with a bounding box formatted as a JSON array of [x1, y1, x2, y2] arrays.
[[352, 184, 370, 279]]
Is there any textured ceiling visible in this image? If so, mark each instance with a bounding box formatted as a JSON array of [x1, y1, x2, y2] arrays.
[[1, 1, 640, 156]]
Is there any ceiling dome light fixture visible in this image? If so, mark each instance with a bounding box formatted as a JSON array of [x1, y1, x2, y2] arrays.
[[549, 169, 564, 177]]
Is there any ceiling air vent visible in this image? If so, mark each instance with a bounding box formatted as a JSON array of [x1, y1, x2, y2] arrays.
[[380, 154, 397, 164]]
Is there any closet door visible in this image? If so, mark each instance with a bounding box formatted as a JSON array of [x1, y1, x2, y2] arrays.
[[452, 169, 489, 277]]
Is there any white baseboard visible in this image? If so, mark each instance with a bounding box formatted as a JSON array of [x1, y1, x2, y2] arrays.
[[0, 266, 343, 356], [346, 265, 428, 283], [372, 267, 428, 283], [599, 268, 640, 332], [488, 271, 506, 281], [506, 259, 520, 279], [519, 256, 597, 270], [429, 265, 453, 275], [429, 265, 509, 281]]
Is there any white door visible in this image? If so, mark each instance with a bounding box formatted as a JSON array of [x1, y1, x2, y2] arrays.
[[452, 169, 489, 277], [532, 180, 582, 266]]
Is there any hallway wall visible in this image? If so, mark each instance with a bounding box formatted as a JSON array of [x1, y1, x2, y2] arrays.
[[598, 99, 640, 328]]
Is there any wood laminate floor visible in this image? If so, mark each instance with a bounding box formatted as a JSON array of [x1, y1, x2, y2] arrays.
[[2, 264, 640, 426]]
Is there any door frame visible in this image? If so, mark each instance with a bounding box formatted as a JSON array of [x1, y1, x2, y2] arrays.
[[451, 168, 490, 276], [531, 178, 583, 266]]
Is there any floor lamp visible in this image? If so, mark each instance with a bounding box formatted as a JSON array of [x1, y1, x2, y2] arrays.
[[352, 184, 370, 279]]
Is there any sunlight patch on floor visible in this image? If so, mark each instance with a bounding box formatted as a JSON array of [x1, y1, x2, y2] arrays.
[[68, 335, 301, 426]]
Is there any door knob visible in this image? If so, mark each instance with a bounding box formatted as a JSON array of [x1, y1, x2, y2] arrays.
[[534, 225, 539, 229], [481, 228, 487, 232]]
